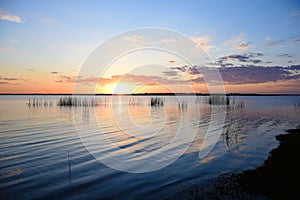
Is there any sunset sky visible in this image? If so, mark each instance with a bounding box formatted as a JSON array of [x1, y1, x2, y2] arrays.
[[0, 0, 300, 94]]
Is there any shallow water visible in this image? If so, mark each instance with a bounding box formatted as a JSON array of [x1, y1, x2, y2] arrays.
[[0, 95, 299, 199]]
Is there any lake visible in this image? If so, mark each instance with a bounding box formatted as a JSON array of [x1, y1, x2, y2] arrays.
[[1, 95, 299, 199]]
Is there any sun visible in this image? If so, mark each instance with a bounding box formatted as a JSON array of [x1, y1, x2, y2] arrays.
[[96, 82, 137, 94]]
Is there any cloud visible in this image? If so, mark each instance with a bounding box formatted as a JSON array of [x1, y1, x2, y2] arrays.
[[290, 10, 300, 16], [224, 33, 252, 50], [277, 53, 294, 58], [235, 41, 251, 50], [3, 77, 18, 81], [224, 33, 245, 46], [0, 75, 19, 85], [287, 38, 300, 45], [55, 75, 79, 83], [265, 39, 280, 47], [191, 36, 215, 51], [29, 68, 35, 72], [123, 34, 145, 46], [265, 37, 300, 47], [50, 71, 59, 74], [162, 70, 178, 76], [113, 74, 185, 85], [0, 81, 9, 85], [54, 63, 300, 88], [0, 48, 9, 52], [0, 76, 18, 81], [10, 39, 19, 42], [183, 65, 300, 85], [188, 65, 205, 75], [218, 66, 293, 84], [55, 73, 186, 86], [265, 37, 271, 41], [170, 66, 188, 72], [160, 38, 177, 45], [217, 52, 263, 65], [0, 8, 24, 23]]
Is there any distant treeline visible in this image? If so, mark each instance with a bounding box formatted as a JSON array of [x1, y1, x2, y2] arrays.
[[2, 93, 300, 96]]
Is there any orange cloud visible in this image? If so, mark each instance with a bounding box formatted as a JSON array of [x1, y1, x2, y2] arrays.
[[191, 36, 215, 51]]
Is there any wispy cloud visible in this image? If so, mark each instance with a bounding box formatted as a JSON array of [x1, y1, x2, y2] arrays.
[[162, 70, 178, 76], [224, 33, 245, 46], [0, 81, 9, 85], [0, 76, 18, 81], [191, 36, 215, 51], [10, 39, 19, 42], [265, 39, 280, 47], [0, 8, 24, 23], [0, 48, 9, 52], [265, 37, 271, 41], [0, 75, 19, 85], [287, 38, 300, 45], [224, 33, 251, 50], [277, 53, 294, 58], [235, 41, 251, 50], [265, 37, 300, 47], [123, 34, 146, 46], [290, 10, 300, 16]]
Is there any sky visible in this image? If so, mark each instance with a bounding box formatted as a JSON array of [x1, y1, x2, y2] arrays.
[[0, 0, 300, 94]]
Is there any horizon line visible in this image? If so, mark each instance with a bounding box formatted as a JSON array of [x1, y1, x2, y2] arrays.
[[1, 93, 300, 96]]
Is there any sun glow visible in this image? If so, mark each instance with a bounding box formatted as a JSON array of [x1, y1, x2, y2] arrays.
[[97, 82, 138, 94]]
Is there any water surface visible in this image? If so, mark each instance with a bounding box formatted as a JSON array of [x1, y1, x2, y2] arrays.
[[0, 95, 299, 199]]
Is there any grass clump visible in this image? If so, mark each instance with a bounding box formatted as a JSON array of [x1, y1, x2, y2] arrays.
[[57, 96, 106, 107], [206, 95, 244, 109], [27, 96, 107, 107], [208, 95, 230, 105], [128, 97, 143, 106], [27, 97, 53, 107], [150, 97, 164, 106]]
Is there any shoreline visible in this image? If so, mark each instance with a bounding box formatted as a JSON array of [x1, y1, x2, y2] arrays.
[[237, 127, 300, 199], [169, 127, 300, 199]]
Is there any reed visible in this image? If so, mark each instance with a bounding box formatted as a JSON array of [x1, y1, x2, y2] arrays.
[[178, 99, 187, 109], [150, 97, 164, 106], [205, 95, 244, 109], [294, 100, 300, 107], [27, 97, 54, 107], [128, 97, 143, 106], [67, 150, 72, 185], [195, 96, 201, 104], [27, 96, 107, 107], [208, 95, 230, 105], [57, 96, 107, 107]]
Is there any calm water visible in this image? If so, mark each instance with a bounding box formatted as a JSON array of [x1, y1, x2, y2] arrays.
[[0, 95, 299, 199]]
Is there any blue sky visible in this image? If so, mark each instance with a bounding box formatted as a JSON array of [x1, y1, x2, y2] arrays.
[[0, 0, 300, 93]]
